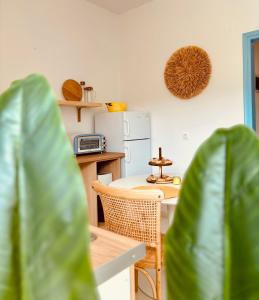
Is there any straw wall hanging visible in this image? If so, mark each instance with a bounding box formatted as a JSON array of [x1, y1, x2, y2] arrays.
[[164, 46, 211, 99]]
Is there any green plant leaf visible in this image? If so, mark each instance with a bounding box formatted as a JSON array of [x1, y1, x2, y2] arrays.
[[0, 74, 98, 300], [165, 125, 259, 300]]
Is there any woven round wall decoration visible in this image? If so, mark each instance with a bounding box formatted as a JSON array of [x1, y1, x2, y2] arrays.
[[164, 46, 211, 99]]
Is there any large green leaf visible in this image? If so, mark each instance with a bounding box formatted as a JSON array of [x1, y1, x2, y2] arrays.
[[165, 125, 259, 300], [0, 75, 97, 299]]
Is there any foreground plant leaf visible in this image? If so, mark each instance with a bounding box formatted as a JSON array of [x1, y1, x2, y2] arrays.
[[0, 75, 97, 299], [166, 125, 259, 300]]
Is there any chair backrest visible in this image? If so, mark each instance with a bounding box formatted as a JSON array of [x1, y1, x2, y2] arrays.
[[92, 181, 164, 247]]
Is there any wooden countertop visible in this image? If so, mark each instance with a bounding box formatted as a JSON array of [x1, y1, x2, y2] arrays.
[[76, 152, 125, 164], [90, 226, 145, 285]]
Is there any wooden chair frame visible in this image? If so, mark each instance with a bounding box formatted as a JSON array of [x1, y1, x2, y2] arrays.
[[92, 180, 164, 300]]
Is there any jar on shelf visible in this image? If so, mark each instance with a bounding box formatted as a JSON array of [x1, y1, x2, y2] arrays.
[[84, 86, 96, 103], [80, 81, 86, 102]]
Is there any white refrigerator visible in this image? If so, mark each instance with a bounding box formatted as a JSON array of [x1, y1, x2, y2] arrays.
[[94, 111, 152, 177]]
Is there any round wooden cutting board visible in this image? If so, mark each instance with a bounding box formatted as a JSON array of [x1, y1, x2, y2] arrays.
[[62, 79, 82, 101]]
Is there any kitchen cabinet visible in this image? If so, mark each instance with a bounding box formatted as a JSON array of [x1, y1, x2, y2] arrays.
[[76, 152, 125, 225]]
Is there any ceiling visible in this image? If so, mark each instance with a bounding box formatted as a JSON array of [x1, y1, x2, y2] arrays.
[[86, 0, 153, 14]]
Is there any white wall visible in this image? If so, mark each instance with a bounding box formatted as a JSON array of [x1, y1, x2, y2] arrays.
[[255, 42, 259, 134], [1, 0, 259, 174], [119, 0, 259, 175], [0, 0, 120, 133]]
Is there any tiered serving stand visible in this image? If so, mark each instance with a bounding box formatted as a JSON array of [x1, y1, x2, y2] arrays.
[[146, 147, 174, 184]]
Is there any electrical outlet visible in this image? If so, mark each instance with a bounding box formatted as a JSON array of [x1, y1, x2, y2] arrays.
[[182, 132, 190, 140]]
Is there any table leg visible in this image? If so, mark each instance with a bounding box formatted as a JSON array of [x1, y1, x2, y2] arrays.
[[130, 265, 136, 300], [167, 205, 176, 227]]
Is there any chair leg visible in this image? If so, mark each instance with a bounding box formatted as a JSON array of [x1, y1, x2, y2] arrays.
[[156, 243, 162, 300], [135, 268, 138, 293], [156, 267, 162, 300]]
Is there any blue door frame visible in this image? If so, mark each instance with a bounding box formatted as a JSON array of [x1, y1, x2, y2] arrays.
[[243, 30, 259, 129]]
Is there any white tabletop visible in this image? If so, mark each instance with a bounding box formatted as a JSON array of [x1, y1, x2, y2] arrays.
[[109, 175, 179, 205]]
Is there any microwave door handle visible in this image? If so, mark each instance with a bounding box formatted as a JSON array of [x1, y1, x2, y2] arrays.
[[123, 120, 130, 137]]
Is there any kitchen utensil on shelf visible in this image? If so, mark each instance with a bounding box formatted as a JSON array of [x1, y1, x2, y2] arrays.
[[80, 81, 86, 102], [146, 147, 174, 184], [105, 102, 127, 112], [62, 79, 82, 101], [84, 86, 96, 103]]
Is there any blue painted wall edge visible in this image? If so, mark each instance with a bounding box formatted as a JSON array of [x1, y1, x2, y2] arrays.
[[243, 30, 259, 129]]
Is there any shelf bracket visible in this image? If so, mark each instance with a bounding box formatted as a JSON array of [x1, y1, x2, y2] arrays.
[[58, 100, 103, 122], [77, 107, 82, 122]]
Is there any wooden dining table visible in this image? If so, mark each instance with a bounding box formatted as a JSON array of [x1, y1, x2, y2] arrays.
[[109, 175, 180, 227]]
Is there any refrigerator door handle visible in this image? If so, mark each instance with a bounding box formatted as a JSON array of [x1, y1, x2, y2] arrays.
[[124, 146, 131, 163], [123, 119, 130, 137]]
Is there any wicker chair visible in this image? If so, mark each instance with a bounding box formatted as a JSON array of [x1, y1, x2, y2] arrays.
[[92, 180, 164, 300]]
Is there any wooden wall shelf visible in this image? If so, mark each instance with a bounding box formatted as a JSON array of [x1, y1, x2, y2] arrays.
[[58, 100, 103, 122]]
